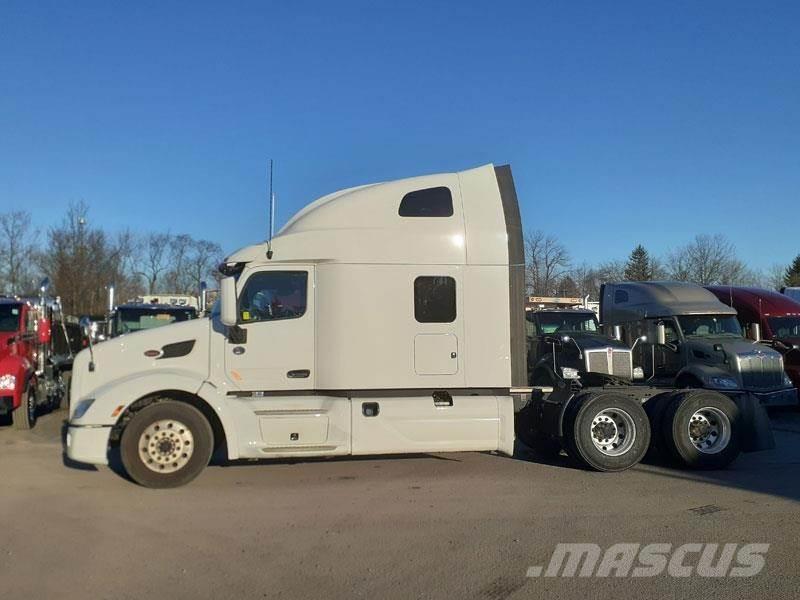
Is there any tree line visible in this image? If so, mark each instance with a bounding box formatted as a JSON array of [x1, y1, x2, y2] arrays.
[[0, 203, 223, 316], [525, 230, 800, 299], [3, 206, 799, 315]]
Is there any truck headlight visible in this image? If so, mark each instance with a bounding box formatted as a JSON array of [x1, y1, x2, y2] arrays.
[[783, 373, 793, 387], [561, 367, 580, 380], [707, 376, 739, 390], [0, 374, 15, 390], [72, 399, 95, 420], [633, 367, 645, 380]]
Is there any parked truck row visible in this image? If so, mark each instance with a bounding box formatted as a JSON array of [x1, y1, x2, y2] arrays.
[[63, 163, 798, 487]]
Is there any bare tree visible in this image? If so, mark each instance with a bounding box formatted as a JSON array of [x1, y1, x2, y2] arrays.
[[134, 232, 172, 294], [0, 211, 39, 295], [163, 234, 193, 293], [525, 230, 571, 296], [665, 234, 755, 285], [39, 203, 137, 315], [761, 263, 787, 291], [185, 239, 223, 293]]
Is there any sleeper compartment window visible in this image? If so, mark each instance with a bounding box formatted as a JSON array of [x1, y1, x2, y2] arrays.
[[399, 187, 454, 217], [414, 276, 456, 323]]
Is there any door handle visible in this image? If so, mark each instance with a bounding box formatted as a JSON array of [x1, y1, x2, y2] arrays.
[[433, 391, 453, 407], [287, 369, 310, 379]]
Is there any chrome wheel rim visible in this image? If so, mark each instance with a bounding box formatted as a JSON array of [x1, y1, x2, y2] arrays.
[[139, 419, 194, 473], [590, 408, 636, 456], [27, 390, 36, 423], [688, 407, 731, 454]]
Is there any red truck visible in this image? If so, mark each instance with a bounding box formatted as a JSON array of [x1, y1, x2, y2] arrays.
[[707, 286, 800, 402], [0, 283, 75, 429]]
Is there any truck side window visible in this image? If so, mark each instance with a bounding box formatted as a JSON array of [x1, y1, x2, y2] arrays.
[[399, 187, 453, 217], [614, 290, 629, 304], [239, 271, 308, 323], [414, 276, 456, 323]]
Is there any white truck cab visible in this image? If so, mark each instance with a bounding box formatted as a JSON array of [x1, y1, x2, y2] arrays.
[[66, 164, 527, 487]]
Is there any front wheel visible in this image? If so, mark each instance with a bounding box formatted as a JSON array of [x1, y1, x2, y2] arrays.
[[12, 386, 37, 430], [563, 392, 651, 472], [120, 401, 213, 488], [661, 390, 741, 470]]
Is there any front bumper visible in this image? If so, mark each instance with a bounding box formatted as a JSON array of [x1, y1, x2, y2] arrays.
[[66, 425, 112, 465], [748, 388, 798, 407]]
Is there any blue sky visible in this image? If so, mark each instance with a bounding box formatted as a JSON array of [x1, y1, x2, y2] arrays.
[[1, 1, 798, 270]]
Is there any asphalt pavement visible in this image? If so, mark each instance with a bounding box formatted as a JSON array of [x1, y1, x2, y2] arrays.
[[1, 407, 799, 599]]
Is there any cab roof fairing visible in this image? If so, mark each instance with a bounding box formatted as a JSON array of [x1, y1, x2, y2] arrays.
[[223, 164, 506, 268], [706, 285, 800, 318], [602, 281, 737, 323]]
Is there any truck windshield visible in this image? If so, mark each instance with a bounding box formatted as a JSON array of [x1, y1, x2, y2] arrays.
[[0, 304, 22, 332], [768, 316, 800, 338], [678, 315, 742, 337], [535, 312, 599, 334], [114, 308, 197, 335]]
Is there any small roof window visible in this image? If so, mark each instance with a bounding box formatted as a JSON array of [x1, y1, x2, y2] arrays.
[[399, 187, 453, 217]]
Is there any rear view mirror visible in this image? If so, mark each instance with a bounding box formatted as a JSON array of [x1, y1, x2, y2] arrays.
[[220, 277, 238, 327], [656, 323, 666, 346], [79, 316, 93, 340]]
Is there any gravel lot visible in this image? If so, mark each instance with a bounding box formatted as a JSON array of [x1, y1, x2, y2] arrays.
[[1, 407, 799, 600]]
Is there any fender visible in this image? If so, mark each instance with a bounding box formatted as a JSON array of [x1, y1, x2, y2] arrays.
[[531, 355, 561, 386], [675, 365, 731, 388], [0, 354, 34, 410], [70, 368, 240, 459]]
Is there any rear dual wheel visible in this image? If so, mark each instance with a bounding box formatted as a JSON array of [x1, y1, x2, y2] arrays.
[[563, 392, 650, 472], [657, 390, 741, 470]]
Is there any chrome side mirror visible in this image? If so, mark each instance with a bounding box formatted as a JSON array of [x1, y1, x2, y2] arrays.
[[79, 316, 96, 371], [79, 316, 93, 339], [656, 323, 666, 346]]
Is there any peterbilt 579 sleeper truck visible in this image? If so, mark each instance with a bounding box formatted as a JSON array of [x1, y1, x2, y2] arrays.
[[600, 281, 796, 408], [66, 165, 764, 487]]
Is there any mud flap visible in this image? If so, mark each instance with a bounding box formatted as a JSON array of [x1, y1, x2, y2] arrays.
[[733, 393, 775, 452]]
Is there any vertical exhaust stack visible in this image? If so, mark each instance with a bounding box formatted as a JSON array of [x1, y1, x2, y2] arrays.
[[199, 281, 208, 314], [107, 285, 115, 314]]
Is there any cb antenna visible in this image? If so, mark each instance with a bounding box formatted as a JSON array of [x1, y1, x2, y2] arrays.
[[267, 159, 275, 259]]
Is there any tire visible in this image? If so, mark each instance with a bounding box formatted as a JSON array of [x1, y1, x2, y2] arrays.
[[12, 385, 37, 430], [661, 390, 741, 470], [59, 371, 72, 412], [120, 401, 213, 488], [563, 392, 650, 472]]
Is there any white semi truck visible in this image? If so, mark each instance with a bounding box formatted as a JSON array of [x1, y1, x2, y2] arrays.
[[66, 164, 761, 487]]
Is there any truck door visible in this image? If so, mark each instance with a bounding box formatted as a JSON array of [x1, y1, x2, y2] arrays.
[[650, 318, 683, 379], [225, 267, 316, 391]]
